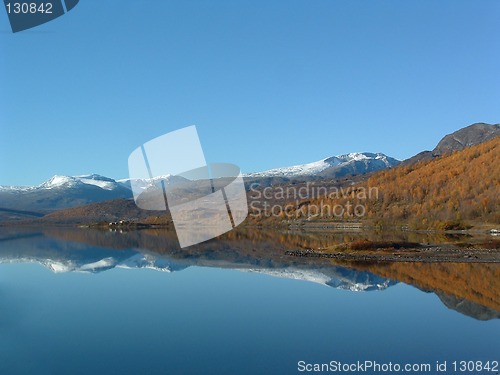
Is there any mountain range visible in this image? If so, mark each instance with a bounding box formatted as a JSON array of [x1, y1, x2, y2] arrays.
[[246, 152, 400, 178], [0, 122, 498, 222], [0, 174, 132, 214], [0, 151, 399, 214]]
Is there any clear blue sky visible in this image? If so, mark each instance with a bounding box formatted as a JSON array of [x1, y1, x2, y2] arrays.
[[1, 0, 499, 186]]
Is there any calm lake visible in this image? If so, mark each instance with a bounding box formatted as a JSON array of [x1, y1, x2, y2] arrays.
[[0, 227, 498, 375]]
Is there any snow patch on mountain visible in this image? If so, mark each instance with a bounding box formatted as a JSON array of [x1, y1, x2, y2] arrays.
[[118, 174, 188, 192], [244, 267, 394, 291], [116, 253, 187, 272], [40, 175, 79, 189], [246, 158, 338, 178], [245, 268, 332, 285], [39, 174, 121, 190], [0, 253, 187, 274], [246, 152, 399, 178], [0, 185, 33, 192], [327, 278, 394, 292], [76, 174, 120, 190]]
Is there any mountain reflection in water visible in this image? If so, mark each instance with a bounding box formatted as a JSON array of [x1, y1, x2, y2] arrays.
[[0, 226, 498, 321]]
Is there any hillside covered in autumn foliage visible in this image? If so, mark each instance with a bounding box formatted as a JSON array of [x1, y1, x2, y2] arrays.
[[282, 136, 499, 229], [363, 136, 499, 228]]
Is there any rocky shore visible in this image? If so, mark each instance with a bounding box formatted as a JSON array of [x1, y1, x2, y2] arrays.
[[285, 245, 500, 263]]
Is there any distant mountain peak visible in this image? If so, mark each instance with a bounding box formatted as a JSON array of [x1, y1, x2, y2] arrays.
[[76, 174, 117, 182], [39, 174, 121, 191], [246, 151, 400, 179], [0, 174, 132, 213], [41, 175, 80, 189], [118, 174, 188, 192], [433, 123, 500, 156], [336, 152, 384, 160]]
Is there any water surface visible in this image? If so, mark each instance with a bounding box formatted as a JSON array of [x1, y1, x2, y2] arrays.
[[0, 228, 498, 375]]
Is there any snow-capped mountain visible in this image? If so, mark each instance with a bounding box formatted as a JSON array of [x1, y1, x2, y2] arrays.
[[42, 174, 123, 190], [245, 267, 395, 291], [0, 152, 399, 214], [118, 174, 189, 192], [246, 152, 400, 179], [0, 243, 393, 291], [0, 174, 126, 192], [39, 253, 188, 274], [0, 174, 133, 212], [0, 250, 188, 274], [40, 174, 118, 190]]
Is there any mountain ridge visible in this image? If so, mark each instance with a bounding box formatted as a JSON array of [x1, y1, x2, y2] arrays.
[[245, 152, 400, 179], [0, 122, 498, 220], [433, 122, 500, 156], [401, 122, 499, 166], [0, 151, 399, 214]]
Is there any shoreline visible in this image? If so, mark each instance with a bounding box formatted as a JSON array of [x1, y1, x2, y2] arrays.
[[285, 245, 500, 263]]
